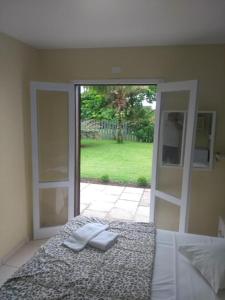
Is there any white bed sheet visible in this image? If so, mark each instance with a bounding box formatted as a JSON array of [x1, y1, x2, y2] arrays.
[[151, 229, 225, 300]]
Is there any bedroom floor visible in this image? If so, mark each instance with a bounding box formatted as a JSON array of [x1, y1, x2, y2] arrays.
[[80, 182, 150, 222], [0, 239, 47, 287]]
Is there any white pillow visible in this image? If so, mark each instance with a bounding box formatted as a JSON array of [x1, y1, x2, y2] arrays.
[[179, 242, 225, 294]]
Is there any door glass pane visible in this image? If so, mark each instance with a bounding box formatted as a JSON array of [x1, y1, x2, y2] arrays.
[[156, 91, 189, 199], [40, 187, 68, 227], [37, 90, 69, 182], [155, 197, 180, 231]]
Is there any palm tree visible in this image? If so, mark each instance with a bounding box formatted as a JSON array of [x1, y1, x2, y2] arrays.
[[81, 85, 156, 143], [111, 87, 128, 143], [88, 85, 129, 143]]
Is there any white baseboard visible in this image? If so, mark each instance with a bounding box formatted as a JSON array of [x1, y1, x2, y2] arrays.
[[0, 237, 29, 266]]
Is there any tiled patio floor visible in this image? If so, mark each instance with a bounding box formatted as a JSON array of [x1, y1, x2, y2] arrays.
[[80, 182, 151, 222]]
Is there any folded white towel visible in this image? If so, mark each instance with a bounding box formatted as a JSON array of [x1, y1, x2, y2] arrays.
[[63, 222, 109, 252], [89, 231, 119, 251]]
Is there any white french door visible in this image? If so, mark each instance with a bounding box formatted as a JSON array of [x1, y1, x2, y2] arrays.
[[31, 82, 76, 239], [150, 80, 198, 232]]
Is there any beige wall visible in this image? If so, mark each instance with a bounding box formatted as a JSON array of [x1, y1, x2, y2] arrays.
[[38, 45, 225, 236], [0, 33, 38, 260]]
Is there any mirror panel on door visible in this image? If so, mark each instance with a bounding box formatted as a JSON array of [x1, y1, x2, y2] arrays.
[[156, 91, 189, 200], [160, 110, 216, 170], [161, 111, 186, 166], [194, 112, 216, 168]]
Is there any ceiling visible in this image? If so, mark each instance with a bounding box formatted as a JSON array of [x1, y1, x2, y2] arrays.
[[0, 0, 225, 49]]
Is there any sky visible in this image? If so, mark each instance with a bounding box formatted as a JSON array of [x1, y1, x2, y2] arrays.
[[142, 98, 156, 110]]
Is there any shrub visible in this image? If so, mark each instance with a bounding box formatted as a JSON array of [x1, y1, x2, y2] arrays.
[[137, 176, 148, 187], [128, 110, 155, 143], [100, 174, 110, 183]]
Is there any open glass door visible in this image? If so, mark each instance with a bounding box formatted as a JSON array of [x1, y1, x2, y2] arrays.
[[150, 80, 198, 232], [31, 82, 76, 239]]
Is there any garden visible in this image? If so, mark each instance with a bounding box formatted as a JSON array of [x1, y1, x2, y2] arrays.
[[80, 85, 156, 187]]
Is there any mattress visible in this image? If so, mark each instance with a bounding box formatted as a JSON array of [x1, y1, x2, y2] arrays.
[[1, 220, 225, 299], [152, 229, 225, 300]]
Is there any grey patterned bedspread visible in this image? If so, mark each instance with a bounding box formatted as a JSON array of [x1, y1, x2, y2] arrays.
[[0, 216, 156, 300]]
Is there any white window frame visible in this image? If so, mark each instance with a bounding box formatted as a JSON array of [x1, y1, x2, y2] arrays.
[[72, 79, 163, 85]]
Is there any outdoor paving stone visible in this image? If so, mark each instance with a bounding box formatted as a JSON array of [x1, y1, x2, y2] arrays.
[[124, 187, 144, 194], [119, 192, 142, 202], [81, 189, 104, 199], [99, 195, 118, 203], [88, 201, 114, 212], [80, 193, 92, 204], [136, 206, 150, 217], [107, 208, 134, 220], [80, 203, 89, 213], [134, 213, 149, 222], [103, 185, 125, 195], [86, 184, 107, 191], [80, 183, 89, 190], [82, 192, 118, 203], [134, 206, 150, 222], [80, 183, 151, 222], [142, 190, 151, 200], [140, 197, 150, 207], [81, 190, 101, 199], [114, 200, 138, 214], [82, 209, 107, 219], [81, 190, 102, 200]]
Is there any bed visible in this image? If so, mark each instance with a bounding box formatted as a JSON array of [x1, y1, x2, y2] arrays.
[[0, 216, 225, 299], [152, 229, 225, 300]]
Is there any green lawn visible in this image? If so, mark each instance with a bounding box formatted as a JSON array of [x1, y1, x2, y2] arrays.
[[80, 139, 153, 185]]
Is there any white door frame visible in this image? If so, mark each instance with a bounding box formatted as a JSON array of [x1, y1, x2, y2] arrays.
[[150, 80, 198, 232], [31, 82, 75, 239], [72, 79, 163, 85], [31, 79, 162, 238]]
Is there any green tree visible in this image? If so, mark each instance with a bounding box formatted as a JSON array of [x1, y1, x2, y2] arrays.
[[81, 85, 156, 143], [81, 87, 114, 120], [110, 87, 128, 143]]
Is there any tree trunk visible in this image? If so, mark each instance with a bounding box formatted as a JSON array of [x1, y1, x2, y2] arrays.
[[116, 112, 123, 143]]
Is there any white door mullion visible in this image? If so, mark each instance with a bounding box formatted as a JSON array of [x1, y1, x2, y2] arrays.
[[38, 182, 71, 189], [180, 81, 198, 232], [155, 190, 181, 206], [149, 91, 161, 223], [31, 83, 40, 239], [68, 85, 75, 220]]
